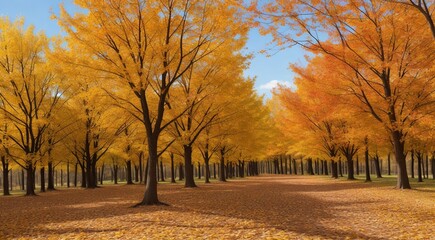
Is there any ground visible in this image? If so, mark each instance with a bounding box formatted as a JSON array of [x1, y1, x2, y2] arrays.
[[0, 175, 434, 239]]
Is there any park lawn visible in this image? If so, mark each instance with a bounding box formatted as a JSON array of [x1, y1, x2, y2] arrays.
[[0, 175, 434, 239]]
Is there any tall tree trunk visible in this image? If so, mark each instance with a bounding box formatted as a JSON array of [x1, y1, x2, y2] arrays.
[[338, 159, 343, 177], [346, 156, 355, 180], [331, 161, 338, 179], [307, 158, 314, 175], [300, 159, 304, 175], [47, 161, 55, 190], [365, 145, 371, 182], [183, 145, 196, 187], [204, 155, 211, 183], [67, 162, 70, 188], [81, 164, 87, 188], [417, 151, 423, 182], [293, 159, 297, 175], [140, 137, 162, 205], [411, 149, 415, 178], [284, 156, 288, 174], [40, 167, 45, 192], [374, 155, 382, 178], [431, 153, 435, 180], [100, 163, 104, 185], [170, 153, 176, 183], [126, 160, 133, 184], [356, 156, 359, 175], [178, 163, 184, 181], [392, 131, 411, 189], [134, 165, 139, 182], [387, 153, 391, 175], [25, 163, 36, 196], [160, 160, 165, 182], [2, 157, 10, 196], [74, 163, 78, 187], [139, 152, 143, 183], [219, 149, 226, 182], [114, 165, 118, 184]]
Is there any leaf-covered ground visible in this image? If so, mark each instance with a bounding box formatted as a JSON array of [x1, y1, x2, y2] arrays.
[[0, 175, 434, 239]]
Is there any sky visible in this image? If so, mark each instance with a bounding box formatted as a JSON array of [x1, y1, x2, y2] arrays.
[[0, 0, 306, 98]]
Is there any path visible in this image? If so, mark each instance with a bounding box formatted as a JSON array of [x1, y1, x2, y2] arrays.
[[0, 175, 434, 239]]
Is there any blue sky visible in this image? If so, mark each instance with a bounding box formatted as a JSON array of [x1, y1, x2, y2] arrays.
[[0, 0, 305, 97]]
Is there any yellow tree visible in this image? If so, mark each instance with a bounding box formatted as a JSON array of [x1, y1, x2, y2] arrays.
[[0, 18, 65, 195], [56, 0, 246, 205], [253, 0, 435, 188]]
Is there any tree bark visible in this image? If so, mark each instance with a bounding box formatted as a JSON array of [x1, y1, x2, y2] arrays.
[[140, 137, 163, 205], [47, 161, 55, 190], [392, 131, 411, 189], [293, 159, 297, 175], [40, 167, 45, 192], [331, 161, 338, 179], [160, 160, 165, 182], [183, 145, 197, 187], [25, 163, 36, 196], [126, 160, 133, 184], [411, 149, 415, 178], [374, 155, 382, 178], [219, 149, 226, 182], [178, 163, 184, 181], [417, 151, 423, 182], [365, 144, 371, 182], [2, 157, 10, 196]]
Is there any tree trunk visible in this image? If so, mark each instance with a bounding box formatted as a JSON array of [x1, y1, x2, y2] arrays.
[[47, 161, 55, 190], [40, 167, 45, 192], [139, 152, 143, 183], [392, 131, 411, 189], [2, 157, 10, 196], [356, 156, 359, 175], [411, 149, 415, 178], [219, 149, 226, 182], [417, 151, 423, 182], [374, 155, 382, 178], [139, 137, 163, 205], [338, 159, 343, 177], [300, 159, 304, 175], [160, 160, 165, 182], [346, 156, 355, 180], [74, 163, 78, 187], [204, 156, 211, 183], [431, 153, 435, 180], [365, 145, 371, 182], [387, 153, 391, 175], [331, 161, 338, 179], [170, 153, 176, 183], [197, 162, 201, 179], [25, 163, 36, 196], [114, 165, 118, 184], [307, 158, 314, 175], [293, 159, 297, 175], [81, 164, 86, 188], [100, 163, 104, 185], [134, 165, 139, 182], [183, 145, 197, 187], [126, 160, 133, 184], [178, 163, 183, 181]]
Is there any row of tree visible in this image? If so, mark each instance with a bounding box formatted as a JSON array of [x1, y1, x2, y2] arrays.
[[0, 1, 276, 205], [253, 0, 434, 188]]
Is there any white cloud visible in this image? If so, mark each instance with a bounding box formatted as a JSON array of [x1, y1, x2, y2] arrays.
[[258, 80, 293, 90]]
